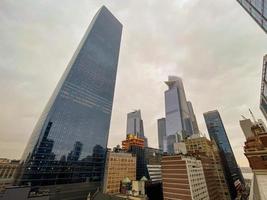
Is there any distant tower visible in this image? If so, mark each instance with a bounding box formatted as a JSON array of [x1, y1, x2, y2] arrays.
[[203, 110, 244, 199], [164, 76, 197, 153], [14, 6, 122, 195], [157, 118, 166, 150], [126, 110, 148, 147]]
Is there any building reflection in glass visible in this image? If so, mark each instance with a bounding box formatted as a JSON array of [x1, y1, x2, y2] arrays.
[[14, 6, 122, 188]]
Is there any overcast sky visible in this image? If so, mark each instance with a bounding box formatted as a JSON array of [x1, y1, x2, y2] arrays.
[[0, 0, 267, 167]]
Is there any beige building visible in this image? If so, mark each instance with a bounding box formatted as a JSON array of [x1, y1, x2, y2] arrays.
[[0, 158, 19, 191], [103, 151, 136, 194], [185, 136, 230, 200], [162, 155, 209, 200]]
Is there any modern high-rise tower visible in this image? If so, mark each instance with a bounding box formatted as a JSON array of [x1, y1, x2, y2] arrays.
[[14, 5, 122, 192], [164, 76, 197, 153], [203, 110, 244, 199], [260, 55, 267, 120], [236, 0, 267, 33], [126, 110, 148, 147]]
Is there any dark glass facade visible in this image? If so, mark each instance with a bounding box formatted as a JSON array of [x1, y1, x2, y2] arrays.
[[15, 6, 122, 187], [203, 110, 244, 199], [237, 0, 267, 33]]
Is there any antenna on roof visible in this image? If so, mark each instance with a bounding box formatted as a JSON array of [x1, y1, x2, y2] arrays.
[[241, 115, 247, 120], [249, 109, 257, 123]]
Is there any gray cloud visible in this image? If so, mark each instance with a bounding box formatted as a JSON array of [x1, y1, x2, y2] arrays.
[[0, 0, 266, 167]]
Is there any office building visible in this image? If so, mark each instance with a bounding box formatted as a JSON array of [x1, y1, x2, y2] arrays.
[[161, 155, 209, 200], [237, 0, 267, 33], [185, 136, 230, 200], [239, 117, 267, 200], [204, 110, 244, 199], [157, 118, 166, 151], [0, 159, 20, 192], [164, 76, 198, 153], [103, 151, 136, 194], [122, 135, 145, 180], [122, 138, 162, 182], [126, 110, 148, 147], [260, 55, 267, 120], [14, 5, 122, 198], [187, 101, 199, 134]]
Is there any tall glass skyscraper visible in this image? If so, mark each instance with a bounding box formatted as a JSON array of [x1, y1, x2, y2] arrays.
[[237, 0, 267, 33], [203, 110, 244, 199], [126, 110, 148, 147], [164, 76, 197, 153], [15, 6, 122, 189], [260, 55, 267, 120]]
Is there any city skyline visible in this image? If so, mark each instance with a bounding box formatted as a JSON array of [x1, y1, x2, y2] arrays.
[[1, 0, 267, 168]]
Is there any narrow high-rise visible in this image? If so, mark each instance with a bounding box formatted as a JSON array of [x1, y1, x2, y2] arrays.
[[157, 118, 166, 150], [126, 110, 148, 146], [164, 76, 197, 153], [14, 5, 122, 197], [236, 0, 267, 33], [204, 110, 244, 199]]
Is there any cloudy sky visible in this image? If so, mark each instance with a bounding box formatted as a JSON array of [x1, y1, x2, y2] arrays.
[[0, 0, 267, 167]]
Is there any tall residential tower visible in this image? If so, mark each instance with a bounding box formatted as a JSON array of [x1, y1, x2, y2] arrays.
[[14, 5, 122, 196]]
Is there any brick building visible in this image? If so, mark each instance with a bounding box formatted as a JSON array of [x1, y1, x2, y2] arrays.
[[185, 136, 230, 200], [103, 151, 136, 194], [161, 155, 209, 200]]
